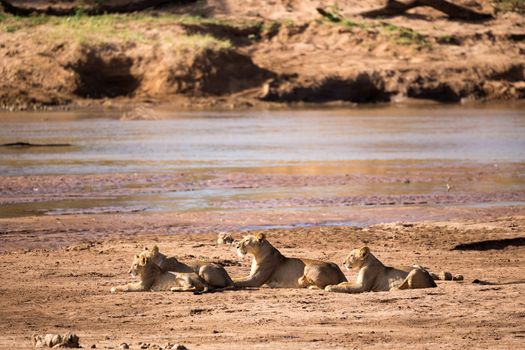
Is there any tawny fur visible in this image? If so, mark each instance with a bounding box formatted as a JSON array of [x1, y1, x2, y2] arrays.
[[233, 233, 347, 289], [143, 245, 235, 289], [110, 250, 210, 293], [325, 247, 438, 293]]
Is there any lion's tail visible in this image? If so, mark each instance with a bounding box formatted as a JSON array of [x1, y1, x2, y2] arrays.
[[193, 285, 237, 295], [429, 271, 464, 281]]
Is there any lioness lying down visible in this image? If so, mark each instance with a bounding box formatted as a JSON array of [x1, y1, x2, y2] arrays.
[[325, 246, 438, 293], [111, 250, 210, 293], [145, 245, 234, 289], [234, 233, 347, 288]]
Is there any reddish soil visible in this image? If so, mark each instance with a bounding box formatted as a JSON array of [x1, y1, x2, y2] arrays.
[[1, 0, 524, 111], [1, 210, 524, 349], [1, 1, 525, 349]]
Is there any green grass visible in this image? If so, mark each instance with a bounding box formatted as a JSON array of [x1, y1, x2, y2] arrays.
[[317, 4, 369, 28], [378, 22, 430, 48], [317, 5, 429, 48], [492, 0, 525, 14], [0, 11, 232, 50], [341, 19, 369, 29], [173, 34, 231, 51]]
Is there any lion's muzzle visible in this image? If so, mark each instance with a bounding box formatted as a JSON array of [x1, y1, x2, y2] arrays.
[[236, 248, 246, 258]]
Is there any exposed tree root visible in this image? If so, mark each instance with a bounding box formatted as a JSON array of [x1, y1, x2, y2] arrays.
[[359, 0, 493, 21]]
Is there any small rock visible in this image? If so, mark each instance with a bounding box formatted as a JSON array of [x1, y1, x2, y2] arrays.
[[90, 345, 96, 349], [119, 343, 130, 349], [173, 345, 188, 350]]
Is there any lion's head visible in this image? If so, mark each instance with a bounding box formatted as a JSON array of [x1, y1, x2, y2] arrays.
[[343, 246, 370, 270], [128, 249, 154, 278], [236, 232, 267, 257]]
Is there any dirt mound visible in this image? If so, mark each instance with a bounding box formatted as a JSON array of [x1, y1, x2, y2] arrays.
[[0, 0, 524, 109], [68, 44, 139, 99], [0, 34, 272, 108], [261, 72, 391, 103], [138, 47, 273, 97]]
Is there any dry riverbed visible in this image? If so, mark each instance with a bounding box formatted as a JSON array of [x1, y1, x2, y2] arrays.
[[1, 206, 524, 349]]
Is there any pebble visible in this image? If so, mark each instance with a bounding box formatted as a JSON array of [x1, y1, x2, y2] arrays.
[[119, 343, 129, 349]]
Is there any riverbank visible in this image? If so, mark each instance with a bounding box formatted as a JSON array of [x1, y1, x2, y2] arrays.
[[1, 209, 524, 349], [1, 0, 524, 111]]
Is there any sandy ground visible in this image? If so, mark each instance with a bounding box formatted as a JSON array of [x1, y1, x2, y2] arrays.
[[1, 1, 525, 348], [1, 205, 524, 349]]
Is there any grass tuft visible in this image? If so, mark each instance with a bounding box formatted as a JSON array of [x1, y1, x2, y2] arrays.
[[378, 22, 430, 48], [492, 0, 525, 14], [174, 34, 231, 51], [0, 11, 232, 50]]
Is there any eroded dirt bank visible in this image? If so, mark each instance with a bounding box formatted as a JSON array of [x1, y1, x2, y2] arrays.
[[1, 0, 524, 110], [0, 211, 524, 349]]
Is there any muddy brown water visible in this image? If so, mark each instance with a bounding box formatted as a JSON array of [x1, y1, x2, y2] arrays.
[[1, 105, 524, 220]]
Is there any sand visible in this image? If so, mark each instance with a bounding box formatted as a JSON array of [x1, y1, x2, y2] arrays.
[[1, 204, 524, 349]]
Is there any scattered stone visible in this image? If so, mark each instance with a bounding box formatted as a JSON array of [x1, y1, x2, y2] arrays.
[[172, 345, 188, 350], [90, 345, 96, 349], [119, 343, 130, 349], [32, 332, 80, 348], [217, 232, 235, 245]]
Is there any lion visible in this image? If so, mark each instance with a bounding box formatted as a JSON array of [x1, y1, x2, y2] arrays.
[[110, 250, 210, 293], [217, 232, 235, 245], [143, 245, 234, 289], [325, 246, 441, 293], [233, 232, 347, 288]]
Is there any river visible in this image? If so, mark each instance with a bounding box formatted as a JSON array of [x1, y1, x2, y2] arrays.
[[1, 105, 524, 219]]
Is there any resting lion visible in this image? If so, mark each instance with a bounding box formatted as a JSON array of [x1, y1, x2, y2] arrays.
[[233, 233, 347, 288], [325, 246, 439, 293], [144, 245, 234, 289], [111, 250, 210, 293]]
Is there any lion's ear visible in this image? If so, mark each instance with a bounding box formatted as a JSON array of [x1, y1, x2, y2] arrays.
[[360, 246, 370, 257], [255, 232, 266, 242], [151, 245, 159, 254]]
